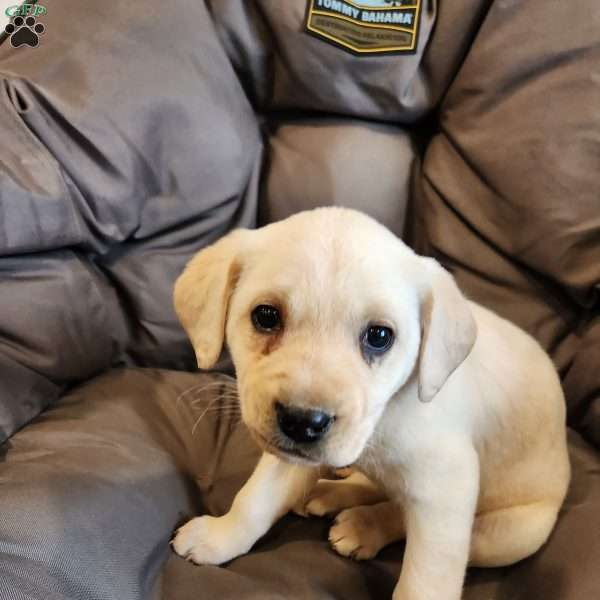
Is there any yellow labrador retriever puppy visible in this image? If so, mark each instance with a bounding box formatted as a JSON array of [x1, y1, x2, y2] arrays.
[[171, 208, 570, 600]]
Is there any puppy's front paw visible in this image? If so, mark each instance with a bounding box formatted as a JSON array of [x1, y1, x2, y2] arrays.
[[171, 515, 246, 565], [328, 506, 388, 561]]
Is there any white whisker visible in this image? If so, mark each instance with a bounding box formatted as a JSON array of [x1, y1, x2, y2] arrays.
[[188, 392, 239, 407], [176, 380, 236, 405]]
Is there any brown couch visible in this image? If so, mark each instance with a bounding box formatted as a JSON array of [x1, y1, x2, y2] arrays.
[[0, 1, 598, 598]]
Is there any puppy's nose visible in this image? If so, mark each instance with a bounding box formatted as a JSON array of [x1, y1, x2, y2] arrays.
[[275, 402, 334, 444]]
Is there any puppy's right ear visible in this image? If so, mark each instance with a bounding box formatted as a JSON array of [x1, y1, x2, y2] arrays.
[[174, 229, 249, 370], [417, 257, 477, 403]]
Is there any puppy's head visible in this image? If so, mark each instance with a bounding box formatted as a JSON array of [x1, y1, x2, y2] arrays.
[[175, 208, 476, 467]]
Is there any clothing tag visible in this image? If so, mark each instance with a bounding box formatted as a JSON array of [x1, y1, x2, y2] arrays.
[[305, 0, 422, 56]]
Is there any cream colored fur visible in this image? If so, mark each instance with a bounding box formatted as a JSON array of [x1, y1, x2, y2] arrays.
[[171, 208, 570, 600]]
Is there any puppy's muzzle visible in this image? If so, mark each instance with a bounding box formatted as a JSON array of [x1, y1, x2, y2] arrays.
[[275, 402, 334, 444]]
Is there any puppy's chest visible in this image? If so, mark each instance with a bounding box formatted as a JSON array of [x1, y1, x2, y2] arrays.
[[354, 401, 433, 494], [354, 427, 409, 495], [354, 442, 408, 499]]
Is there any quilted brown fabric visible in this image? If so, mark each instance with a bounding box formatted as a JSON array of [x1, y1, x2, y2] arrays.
[[416, 0, 600, 445]]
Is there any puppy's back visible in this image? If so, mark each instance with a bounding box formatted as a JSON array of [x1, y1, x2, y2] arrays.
[[466, 302, 570, 507]]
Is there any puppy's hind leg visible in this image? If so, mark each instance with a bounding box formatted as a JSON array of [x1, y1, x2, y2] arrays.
[[172, 452, 318, 565], [469, 501, 561, 567], [296, 471, 387, 517]]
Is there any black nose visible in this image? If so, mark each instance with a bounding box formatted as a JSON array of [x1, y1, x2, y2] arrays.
[[275, 402, 334, 444]]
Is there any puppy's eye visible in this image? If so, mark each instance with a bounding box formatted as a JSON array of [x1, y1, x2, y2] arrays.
[[252, 305, 281, 332], [362, 325, 394, 354]]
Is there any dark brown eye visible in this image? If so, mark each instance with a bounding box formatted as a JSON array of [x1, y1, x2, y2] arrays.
[[251, 305, 281, 332], [362, 325, 394, 354]]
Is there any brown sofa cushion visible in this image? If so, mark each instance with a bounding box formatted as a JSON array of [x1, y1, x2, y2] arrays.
[[416, 0, 600, 445], [260, 118, 414, 236], [0, 369, 598, 600], [0, 0, 261, 441], [209, 0, 490, 120]]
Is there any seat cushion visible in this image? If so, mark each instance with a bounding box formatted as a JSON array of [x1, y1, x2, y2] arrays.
[[209, 0, 491, 121], [414, 0, 600, 445], [260, 118, 414, 237], [1, 369, 599, 600], [0, 0, 261, 442]]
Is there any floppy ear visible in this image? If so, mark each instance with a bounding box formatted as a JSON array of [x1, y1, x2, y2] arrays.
[[173, 229, 249, 370], [417, 258, 477, 403]]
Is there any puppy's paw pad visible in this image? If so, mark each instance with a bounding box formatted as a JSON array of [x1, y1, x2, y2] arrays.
[[171, 515, 236, 565], [328, 507, 384, 561]]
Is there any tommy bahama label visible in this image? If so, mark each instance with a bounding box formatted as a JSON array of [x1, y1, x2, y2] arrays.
[[305, 0, 422, 55]]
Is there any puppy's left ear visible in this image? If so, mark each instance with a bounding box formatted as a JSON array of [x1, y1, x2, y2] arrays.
[[174, 229, 249, 370], [417, 258, 477, 403]]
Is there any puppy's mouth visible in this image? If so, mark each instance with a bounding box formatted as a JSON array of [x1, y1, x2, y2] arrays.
[[250, 430, 321, 466]]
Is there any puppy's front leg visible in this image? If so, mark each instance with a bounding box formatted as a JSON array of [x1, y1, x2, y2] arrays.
[[392, 443, 479, 600], [172, 452, 318, 565]]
